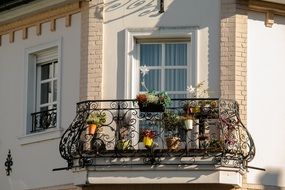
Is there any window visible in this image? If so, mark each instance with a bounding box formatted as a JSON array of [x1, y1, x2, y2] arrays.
[[28, 47, 59, 134], [36, 60, 58, 112], [136, 40, 191, 148], [125, 29, 197, 149], [139, 42, 190, 98]]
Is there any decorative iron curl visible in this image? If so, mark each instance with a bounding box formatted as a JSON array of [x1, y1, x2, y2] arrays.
[[218, 99, 256, 168], [58, 99, 255, 170]]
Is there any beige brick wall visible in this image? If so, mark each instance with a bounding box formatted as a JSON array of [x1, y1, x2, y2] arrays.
[[220, 1, 248, 189], [80, 0, 103, 101], [220, 0, 248, 123]]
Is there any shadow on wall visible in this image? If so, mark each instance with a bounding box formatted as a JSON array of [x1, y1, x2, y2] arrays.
[[99, 0, 161, 24], [108, 0, 221, 98], [258, 170, 282, 189], [155, 0, 220, 98]]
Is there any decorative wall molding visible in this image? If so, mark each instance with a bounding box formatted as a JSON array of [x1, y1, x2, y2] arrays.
[[0, 1, 81, 45], [248, 0, 285, 27]]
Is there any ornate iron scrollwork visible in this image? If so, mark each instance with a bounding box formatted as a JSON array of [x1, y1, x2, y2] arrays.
[[31, 108, 57, 133], [58, 98, 255, 170]]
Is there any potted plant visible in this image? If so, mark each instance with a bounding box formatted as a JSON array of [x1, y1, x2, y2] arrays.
[[136, 91, 171, 112], [180, 114, 194, 130], [166, 136, 181, 150], [162, 111, 183, 150], [142, 129, 155, 149], [162, 111, 183, 131], [86, 112, 106, 135]]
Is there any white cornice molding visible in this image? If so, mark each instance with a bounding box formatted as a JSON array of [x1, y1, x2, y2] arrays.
[[0, 0, 79, 24]]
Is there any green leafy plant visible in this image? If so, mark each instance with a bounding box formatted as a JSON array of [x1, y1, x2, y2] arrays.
[[86, 112, 106, 125], [136, 91, 171, 107], [162, 111, 183, 131]]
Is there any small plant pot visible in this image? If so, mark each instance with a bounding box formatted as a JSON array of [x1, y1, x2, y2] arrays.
[[138, 103, 165, 112], [184, 119, 193, 130], [143, 136, 154, 148], [166, 137, 181, 150], [87, 124, 97, 135]]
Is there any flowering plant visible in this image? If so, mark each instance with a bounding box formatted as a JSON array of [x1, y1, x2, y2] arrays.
[[186, 81, 209, 98], [142, 129, 156, 138], [136, 91, 171, 107]]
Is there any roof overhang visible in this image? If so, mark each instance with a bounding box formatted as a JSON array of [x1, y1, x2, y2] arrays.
[[0, 0, 79, 25], [262, 0, 285, 4]]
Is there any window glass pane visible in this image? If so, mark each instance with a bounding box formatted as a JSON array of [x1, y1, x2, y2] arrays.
[[165, 44, 187, 66], [53, 61, 58, 78], [140, 69, 161, 92], [40, 82, 51, 104], [41, 63, 52, 80], [53, 80, 57, 101], [140, 44, 161, 66], [165, 69, 187, 91]]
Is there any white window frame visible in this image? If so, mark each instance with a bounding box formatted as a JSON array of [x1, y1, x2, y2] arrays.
[[36, 59, 58, 112], [125, 27, 199, 99], [22, 40, 62, 142]]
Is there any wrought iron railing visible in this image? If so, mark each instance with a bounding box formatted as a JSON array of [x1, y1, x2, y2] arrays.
[[59, 99, 255, 170], [31, 108, 57, 133]]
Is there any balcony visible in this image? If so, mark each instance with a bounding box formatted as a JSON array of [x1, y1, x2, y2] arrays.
[[31, 109, 57, 133], [58, 98, 255, 187]]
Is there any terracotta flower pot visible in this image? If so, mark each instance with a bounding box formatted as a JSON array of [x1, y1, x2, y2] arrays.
[[87, 124, 97, 135], [166, 137, 181, 150]]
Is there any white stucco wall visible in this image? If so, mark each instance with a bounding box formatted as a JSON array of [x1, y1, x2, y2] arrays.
[[247, 11, 285, 187], [103, 0, 220, 99], [0, 13, 81, 190]]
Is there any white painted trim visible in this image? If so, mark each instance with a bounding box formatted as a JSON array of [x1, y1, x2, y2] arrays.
[[18, 128, 63, 145], [22, 39, 62, 141], [125, 27, 199, 99], [82, 167, 243, 187], [0, 0, 77, 24]]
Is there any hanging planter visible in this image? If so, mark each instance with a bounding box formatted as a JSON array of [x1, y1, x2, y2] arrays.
[[184, 118, 194, 130], [136, 91, 171, 112], [138, 103, 165, 112]]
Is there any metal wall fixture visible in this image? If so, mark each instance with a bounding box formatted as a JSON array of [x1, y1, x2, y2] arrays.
[[159, 0, 164, 13], [5, 149, 13, 176]]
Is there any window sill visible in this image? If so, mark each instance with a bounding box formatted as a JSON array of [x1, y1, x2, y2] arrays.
[[18, 128, 63, 145]]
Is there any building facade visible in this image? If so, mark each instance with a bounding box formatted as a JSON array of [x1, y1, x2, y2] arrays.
[[0, 0, 284, 189]]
